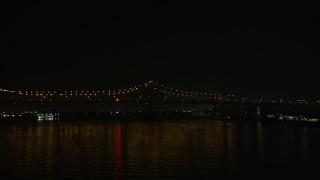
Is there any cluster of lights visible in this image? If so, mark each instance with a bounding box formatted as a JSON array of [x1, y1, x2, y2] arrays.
[[266, 114, 318, 122], [296, 100, 308, 104], [37, 113, 60, 121], [1, 111, 38, 118], [0, 88, 15, 93]]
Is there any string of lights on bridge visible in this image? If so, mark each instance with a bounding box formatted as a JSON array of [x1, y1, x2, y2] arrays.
[[1, 83, 145, 97], [0, 81, 186, 96], [0, 81, 231, 101], [0, 81, 318, 104], [149, 81, 232, 101]]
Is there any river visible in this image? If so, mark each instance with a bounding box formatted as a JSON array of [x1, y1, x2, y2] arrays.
[[0, 119, 319, 179]]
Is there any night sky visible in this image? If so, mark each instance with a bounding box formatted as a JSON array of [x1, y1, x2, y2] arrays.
[[1, 1, 319, 100]]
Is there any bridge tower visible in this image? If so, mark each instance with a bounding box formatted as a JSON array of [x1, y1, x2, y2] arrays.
[[144, 81, 156, 116]]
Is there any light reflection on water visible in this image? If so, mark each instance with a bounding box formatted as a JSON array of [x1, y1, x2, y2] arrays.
[[0, 119, 320, 179]]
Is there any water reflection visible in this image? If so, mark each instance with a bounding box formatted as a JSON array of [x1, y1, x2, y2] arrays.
[[113, 122, 123, 179], [0, 120, 320, 179]]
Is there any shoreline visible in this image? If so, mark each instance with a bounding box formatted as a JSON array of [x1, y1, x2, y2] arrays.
[[0, 111, 319, 125]]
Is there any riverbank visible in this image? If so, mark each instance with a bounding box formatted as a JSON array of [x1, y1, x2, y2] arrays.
[[0, 110, 319, 126]]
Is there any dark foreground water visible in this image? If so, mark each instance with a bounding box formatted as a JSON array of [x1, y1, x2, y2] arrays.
[[1, 119, 320, 179]]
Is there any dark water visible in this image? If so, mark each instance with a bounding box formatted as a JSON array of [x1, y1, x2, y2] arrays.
[[1, 119, 320, 179]]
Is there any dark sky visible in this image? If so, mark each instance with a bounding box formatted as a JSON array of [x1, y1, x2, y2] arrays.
[[0, 1, 319, 100]]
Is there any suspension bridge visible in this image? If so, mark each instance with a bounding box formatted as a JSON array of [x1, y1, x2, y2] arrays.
[[1, 81, 320, 121], [0, 81, 235, 103]]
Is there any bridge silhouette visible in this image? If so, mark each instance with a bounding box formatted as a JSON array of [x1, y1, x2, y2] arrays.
[[1, 81, 320, 121], [0, 81, 235, 103]]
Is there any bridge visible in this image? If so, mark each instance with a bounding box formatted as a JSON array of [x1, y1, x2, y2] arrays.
[[1, 81, 320, 121], [0, 81, 235, 103]]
